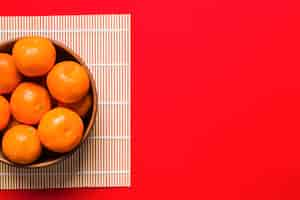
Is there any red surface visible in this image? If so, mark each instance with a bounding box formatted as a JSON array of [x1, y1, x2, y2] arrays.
[[2, 0, 300, 199]]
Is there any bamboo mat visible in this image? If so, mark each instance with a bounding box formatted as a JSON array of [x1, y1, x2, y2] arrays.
[[0, 15, 131, 189]]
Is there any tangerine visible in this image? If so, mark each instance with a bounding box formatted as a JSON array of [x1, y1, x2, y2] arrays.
[[2, 125, 41, 164], [38, 107, 84, 153], [10, 82, 51, 125], [47, 61, 90, 103], [12, 36, 56, 77], [0, 96, 10, 131], [0, 53, 21, 94], [58, 94, 92, 117]]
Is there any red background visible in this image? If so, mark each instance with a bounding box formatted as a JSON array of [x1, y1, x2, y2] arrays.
[[1, 0, 300, 199]]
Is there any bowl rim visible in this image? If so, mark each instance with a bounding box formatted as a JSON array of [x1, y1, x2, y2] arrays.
[[0, 38, 98, 168]]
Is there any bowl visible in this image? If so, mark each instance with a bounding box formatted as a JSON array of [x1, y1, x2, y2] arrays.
[[0, 38, 98, 168]]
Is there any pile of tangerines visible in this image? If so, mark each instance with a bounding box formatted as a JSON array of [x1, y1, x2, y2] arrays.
[[0, 36, 92, 165]]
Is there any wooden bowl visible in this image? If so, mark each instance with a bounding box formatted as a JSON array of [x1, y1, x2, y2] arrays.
[[0, 38, 98, 168]]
